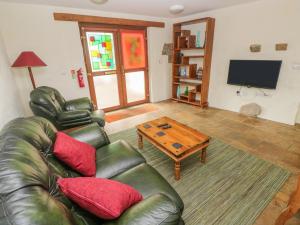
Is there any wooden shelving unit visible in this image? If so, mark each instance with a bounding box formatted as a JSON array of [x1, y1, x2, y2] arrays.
[[171, 17, 215, 108]]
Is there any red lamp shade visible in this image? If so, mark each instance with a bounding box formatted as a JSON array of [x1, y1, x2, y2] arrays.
[[11, 51, 47, 67], [11, 51, 47, 89]]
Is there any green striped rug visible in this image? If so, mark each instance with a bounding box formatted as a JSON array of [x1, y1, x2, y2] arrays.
[[109, 128, 290, 225]]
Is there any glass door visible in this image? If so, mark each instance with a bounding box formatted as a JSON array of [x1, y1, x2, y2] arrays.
[[80, 25, 149, 111], [82, 28, 123, 111], [120, 29, 149, 106]]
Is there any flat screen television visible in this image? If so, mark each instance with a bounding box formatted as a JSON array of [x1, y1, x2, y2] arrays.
[[227, 60, 282, 89]]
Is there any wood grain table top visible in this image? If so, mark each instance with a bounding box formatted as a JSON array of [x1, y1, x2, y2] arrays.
[[136, 116, 210, 156]]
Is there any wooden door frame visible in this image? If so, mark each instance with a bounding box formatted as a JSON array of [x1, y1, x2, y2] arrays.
[[80, 26, 124, 111], [79, 23, 150, 112]]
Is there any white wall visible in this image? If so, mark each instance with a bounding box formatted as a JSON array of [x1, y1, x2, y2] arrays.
[[174, 0, 300, 125], [0, 32, 24, 128], [0, 2, 171, 115], [1, 0, 299, 125], [296, 106, 300, 124], [147, 27, 172, 103]]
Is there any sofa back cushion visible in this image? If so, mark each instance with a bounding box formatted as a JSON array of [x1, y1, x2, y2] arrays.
[[0, 137, 52, 194], [0, 117, 56, 154], [0, 117, 79, 177], [30, 86, 66, 115]]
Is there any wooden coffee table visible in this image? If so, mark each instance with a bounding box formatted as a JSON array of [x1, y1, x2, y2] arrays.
[[136, 117, 210, 180]]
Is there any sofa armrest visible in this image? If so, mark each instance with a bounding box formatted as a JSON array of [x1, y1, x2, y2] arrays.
[[57, 110, 90, 122], [104, 194, 181, 225], [65, 97, 93, 111], [67, 123, 110, 148]]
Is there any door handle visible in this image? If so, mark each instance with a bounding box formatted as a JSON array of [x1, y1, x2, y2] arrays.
[[121, 65, 125, 74]]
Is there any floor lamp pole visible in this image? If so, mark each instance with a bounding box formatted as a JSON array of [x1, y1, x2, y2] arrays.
[[27, 67, 36, 89]]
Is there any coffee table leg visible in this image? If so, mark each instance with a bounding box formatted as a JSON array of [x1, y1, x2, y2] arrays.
[[201, 148, 207, 163], [138, 133, 143, 149], [175, 161, 181, 180]]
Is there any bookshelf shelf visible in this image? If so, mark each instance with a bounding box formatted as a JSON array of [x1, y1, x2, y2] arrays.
[[173, 64, 197, 66], [175, 47, 205, 51], [180, 94, 189, 99], [174, 76, 202, 81], [172, 17, 215, 108], [173, 81, 201, 86], [182, 55, 205, 58], [171, 98, 201, 106]]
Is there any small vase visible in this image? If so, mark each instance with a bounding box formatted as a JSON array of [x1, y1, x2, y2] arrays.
[[176, 86, 181, 98], [184, 86, 189, 96], [196, 31, 201, 48]]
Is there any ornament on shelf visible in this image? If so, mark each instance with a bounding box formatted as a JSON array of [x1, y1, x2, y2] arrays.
[[250, 44, 261, 52], [275, 43, 288, 51], [180, 67, 187, 77], [196, 31, 201, 48], [175, 52, 184, 64], [196, 67, 203, 80], [184, 86, 189, 96], [176, 86, 181, 98]]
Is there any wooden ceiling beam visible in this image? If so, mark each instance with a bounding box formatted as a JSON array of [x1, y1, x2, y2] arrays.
[[53, 13, 165, 28]]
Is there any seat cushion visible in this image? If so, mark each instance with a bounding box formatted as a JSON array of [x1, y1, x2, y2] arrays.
[[65, 97, 92, 111], [96, 140, 145, 178], [111, 163, 184, 212], [57, 110, 90, 122], [102, 194, 181, 225], [90, 110, 105, 127]]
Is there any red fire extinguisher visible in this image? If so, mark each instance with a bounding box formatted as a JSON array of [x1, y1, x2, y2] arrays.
[[77, 68, 85, 88]]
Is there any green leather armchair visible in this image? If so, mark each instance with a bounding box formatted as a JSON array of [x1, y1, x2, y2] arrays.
[[29, 86, 105, 130], [0, 117, 185, 225]]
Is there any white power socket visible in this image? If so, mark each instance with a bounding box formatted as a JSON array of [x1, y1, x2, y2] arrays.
[[256, 91, 265, 97], [292, 63, 300, 70], [256, 90, 271, 97]]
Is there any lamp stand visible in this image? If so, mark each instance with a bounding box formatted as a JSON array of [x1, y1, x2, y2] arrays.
[[27, 67, 36, 89]]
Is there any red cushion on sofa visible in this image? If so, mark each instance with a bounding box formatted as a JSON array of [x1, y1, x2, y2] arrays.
[[54, 132, 96, 176], [57, 177, 143, 219]]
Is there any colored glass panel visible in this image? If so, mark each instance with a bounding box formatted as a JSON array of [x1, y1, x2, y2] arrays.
[[86, 32, 116, 72], [121, 31, 146, 70]]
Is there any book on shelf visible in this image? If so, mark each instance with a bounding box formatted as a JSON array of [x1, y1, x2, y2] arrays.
[[179, 67, 187, 77], [175, 52, 184, 64], [196, 67, 203, 80]]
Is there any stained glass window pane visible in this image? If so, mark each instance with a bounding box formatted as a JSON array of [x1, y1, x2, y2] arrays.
[[86, 32, 116, 72], [121, 31, 146, 70]]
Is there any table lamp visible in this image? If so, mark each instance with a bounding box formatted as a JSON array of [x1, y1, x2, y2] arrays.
[[11, 51, 47, 89]]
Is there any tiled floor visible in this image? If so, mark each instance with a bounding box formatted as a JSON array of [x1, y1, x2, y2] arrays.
[[105, 101, 300, 225]]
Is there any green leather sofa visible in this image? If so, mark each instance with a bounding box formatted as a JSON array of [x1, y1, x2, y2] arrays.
[[0, 117, 185, 225], [29, 86, 105, 130]]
